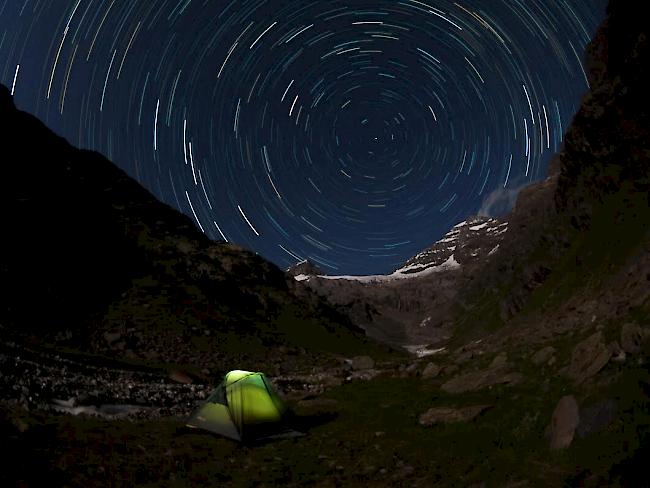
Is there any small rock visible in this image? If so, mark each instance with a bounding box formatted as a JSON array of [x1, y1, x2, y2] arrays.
[[608, 342, 626, 363], [548, 395, 580, 449], [531, 346, 556, 366], [11, 417, 29, 433], [169, 370, 193, 384], [621, 323, 643, 354], [641, 328, 650, 341], [397, 464, 415, 477], [350, 356, 375, 370], [455, 350, 475, 364], [103, 332, 122, 344], [419, 404, 492, 426], [422, 363, 441, 379], [490, 353, 508, 369], [442, 365, 459, 376], [404, 363, 420, 377]]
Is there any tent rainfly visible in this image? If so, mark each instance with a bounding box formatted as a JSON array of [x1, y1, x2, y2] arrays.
[[187, 370, 288, 441]]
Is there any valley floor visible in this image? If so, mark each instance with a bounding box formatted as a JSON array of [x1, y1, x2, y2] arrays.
[[2, 325, 649, 487]]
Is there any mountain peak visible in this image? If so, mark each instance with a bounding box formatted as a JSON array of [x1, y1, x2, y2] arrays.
[[286, 259, 323, 278], [394, 216, 508, 274]]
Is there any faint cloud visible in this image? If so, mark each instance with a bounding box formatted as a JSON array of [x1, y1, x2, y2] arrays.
[[478, 181, 530, 217]]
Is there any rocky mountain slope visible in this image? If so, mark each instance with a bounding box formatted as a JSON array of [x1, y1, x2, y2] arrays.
[[289, 216, 509, 346], [450, 0, 650, 343]]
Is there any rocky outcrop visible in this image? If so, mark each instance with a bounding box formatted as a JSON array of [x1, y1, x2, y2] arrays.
[[620, 323, 643, 354], [452, 0, 650, 335], [556, 3, 650, 223]]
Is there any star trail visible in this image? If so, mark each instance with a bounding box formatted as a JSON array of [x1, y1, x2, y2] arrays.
[[0, 0, 606, 274]]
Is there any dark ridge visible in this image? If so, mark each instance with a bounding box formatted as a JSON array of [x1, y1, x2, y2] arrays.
[[451, 0, 650, 333], [0, 84, 383, 368]]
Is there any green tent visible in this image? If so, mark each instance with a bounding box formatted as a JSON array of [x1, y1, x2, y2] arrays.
[[187, 370, 289, 441]]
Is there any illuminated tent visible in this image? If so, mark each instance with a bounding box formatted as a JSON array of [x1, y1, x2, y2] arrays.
[[187, 370, 289, 441]]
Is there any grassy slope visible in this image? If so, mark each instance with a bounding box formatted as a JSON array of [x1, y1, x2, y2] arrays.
[[449, 187, 650, 350]]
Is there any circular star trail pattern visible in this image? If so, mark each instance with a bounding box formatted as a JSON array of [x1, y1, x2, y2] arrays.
[[0, 0, 606, 274]]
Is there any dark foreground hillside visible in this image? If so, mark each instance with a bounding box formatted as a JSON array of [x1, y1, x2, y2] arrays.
[[0, 80, 387, 375], [1, 0, 650, 486]]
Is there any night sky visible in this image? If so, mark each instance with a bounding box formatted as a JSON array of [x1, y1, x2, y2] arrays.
[[0, 0, 606, 275]]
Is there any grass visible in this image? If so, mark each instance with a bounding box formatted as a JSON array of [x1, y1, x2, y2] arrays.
[[4, 338, 649, 488]]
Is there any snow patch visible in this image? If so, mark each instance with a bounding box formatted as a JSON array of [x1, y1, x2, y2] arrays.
[[293, 274, 311, 282], [403, 345, 447, 358], [319, 255, 462, 282], [438, 236, 457, 243], [469, 222, 489, 231]]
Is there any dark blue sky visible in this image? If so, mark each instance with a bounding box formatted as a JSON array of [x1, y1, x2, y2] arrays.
[[0, 0, 606, 275]]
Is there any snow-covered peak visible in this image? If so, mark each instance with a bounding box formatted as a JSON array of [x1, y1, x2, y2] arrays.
[[286, 259, 323, 278], [394, 216, 508, 275], [290, 216, 508, 284]]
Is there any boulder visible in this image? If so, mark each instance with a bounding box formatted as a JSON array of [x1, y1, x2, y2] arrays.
[[565, 332, 610, 384], [419, 404, 492, 426], [621, 323, 643, 354], [350, 356, 375, 370], [441, 369, 523, 394], [422, 363, 441, 379], [531, 346, 556, 366], [548, 395, 580, 449], [103, 331, 121, 344]]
